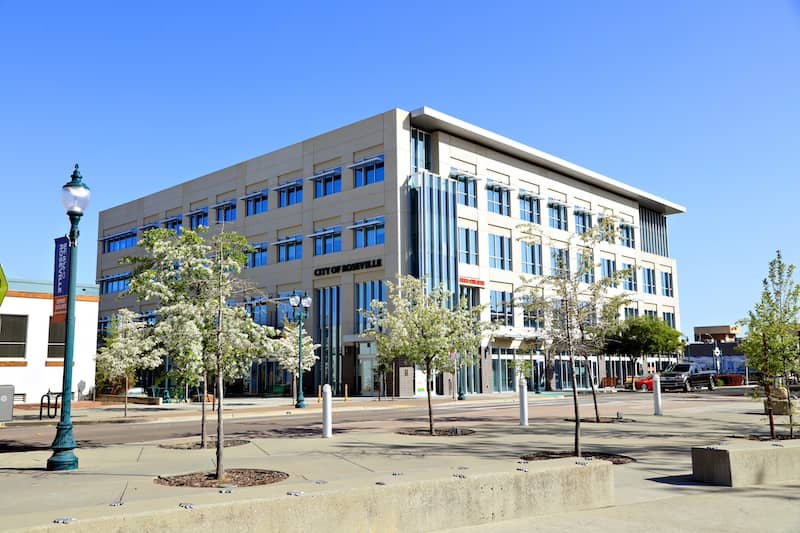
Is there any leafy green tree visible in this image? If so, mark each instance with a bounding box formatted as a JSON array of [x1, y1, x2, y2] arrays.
[[738, 250, 800, 438], [95, 308, 161, 417], [518, 216, 629, 456], [606, 316, 684, 380], [124, 228, 276, 480], [363, 275, 484, 434]]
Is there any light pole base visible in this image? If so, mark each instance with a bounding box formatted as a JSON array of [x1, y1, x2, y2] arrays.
[[47, 422, 78, 471], [457, 391, 465, 400], [47, 450, 78, 471], [295, 398, 306, 409]]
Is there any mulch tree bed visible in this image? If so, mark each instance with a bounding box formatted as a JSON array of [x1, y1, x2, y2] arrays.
[[521, 451, 635, 465], [397, 427, 476, 436], [155, 468, 288, 488], [158, 439, 250, 450], [564, 417, 634, 423]]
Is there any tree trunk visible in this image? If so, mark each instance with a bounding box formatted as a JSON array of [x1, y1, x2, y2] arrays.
[[216, 367, 224, 480], [765, 380, 776, 439], [426, 358, 434, 435], [565, 306, 581, 457], [201, 371, 208, 448], [124, 375, 128, 418], [585, 355, 600, 423]]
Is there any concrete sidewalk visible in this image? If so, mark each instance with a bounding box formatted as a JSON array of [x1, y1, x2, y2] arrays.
[[1, 392, 799, 532]]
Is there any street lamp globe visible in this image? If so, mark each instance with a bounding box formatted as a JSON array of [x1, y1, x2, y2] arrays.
[[61, 165, 91, 215], [289, 294, 300, 307], [301, 295, 312, 309]]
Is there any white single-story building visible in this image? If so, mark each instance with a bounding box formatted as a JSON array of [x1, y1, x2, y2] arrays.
[[0, 278, 98, 404]]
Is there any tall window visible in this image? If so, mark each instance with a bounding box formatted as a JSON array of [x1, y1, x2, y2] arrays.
[[102, 230, 137, 253], [661, 272, 674, 297], [487, 183, 511, 216], [548, 200, 568, 230], [245, 300, 271, 326], [522, 299, 544, 328], [642, 267, 656, 294], [574, 209, 592, 234], [354, 158, 384, 188], [644, 309, 657, 318], [489, 234, 512, 270], [48, 317, 66, 358], [621, 262, 637, 291], [277, 236, 302, 262], [490, 290, 514, 326], [163, 216, 182, 235], [620, 224, 635, 248], [313, 227, 342, 256], [458, 227, 479, 265], [353, 217, 384, 248], [246, 243, 268, 268], [521, 242, 542, 275], [601, 258, 617, 287], [519, 193, 540, 223], [355, 280, 385, 333], [0, 314, 27, 358], [459, 286, 481, 308], [577, 252, 594, 283], [550, 247, 569, 278], [100, 273, 131, 294], [188, 208, 208, 230], [455, 174, 478, 208], [313, 169, 342, 198], [624, 307, 639, 320], [663, 311, 676, 328], [215, 200, 236, 224], [411, 130, 431, 172], [245, 190, 269, 216], [278, 180, 303, 207]]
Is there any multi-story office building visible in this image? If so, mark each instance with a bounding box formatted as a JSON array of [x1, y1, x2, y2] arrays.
[[96, 107, 684, 397]]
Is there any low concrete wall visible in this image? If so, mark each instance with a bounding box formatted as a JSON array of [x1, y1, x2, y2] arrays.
[[24, 459, 613, 533], [763, 399, 798, 415], [95, 394, 162, 405], [692, 440, 800, 487]]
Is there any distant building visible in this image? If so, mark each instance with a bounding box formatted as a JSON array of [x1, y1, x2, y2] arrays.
[[685, 325, 745, 374], [0, 279, 99, 403]]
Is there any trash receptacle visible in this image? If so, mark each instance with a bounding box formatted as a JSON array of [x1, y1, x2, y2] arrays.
[[0, 385, 13, 422]]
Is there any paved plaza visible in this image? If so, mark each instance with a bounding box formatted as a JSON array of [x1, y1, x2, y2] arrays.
[[1, 391, 799, 532]]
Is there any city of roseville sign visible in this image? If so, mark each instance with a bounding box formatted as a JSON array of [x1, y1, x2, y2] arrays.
[[314, 258, 382, 277]]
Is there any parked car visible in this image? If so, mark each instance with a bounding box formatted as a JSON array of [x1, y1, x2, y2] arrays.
[[634, 375, 654, 392], [660, 362, 716, 392]]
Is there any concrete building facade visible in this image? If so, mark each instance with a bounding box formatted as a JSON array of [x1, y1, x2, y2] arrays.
[[0, 279, 99, 403], [96, 107, 685, 397]]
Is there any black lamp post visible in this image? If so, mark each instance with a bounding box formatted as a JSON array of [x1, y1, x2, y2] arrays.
[[47, 164, 90, 471]]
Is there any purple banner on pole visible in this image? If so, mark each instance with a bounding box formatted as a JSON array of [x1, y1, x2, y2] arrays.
[[53, 236, 70, 323]]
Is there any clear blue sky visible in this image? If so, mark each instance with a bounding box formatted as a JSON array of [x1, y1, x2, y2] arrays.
[[1, 0, 798, 338]]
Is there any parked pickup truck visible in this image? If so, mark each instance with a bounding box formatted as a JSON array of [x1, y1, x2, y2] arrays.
[[659, 362, 717, 392]]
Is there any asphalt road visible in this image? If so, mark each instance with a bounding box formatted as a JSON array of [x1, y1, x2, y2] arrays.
[[0, 389, 752, 452]]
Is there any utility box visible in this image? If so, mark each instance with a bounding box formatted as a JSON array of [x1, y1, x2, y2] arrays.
[[0, 385, 13, 422]]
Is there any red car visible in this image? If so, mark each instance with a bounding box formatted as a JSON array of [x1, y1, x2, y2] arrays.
[[634, 375, 654, 392]]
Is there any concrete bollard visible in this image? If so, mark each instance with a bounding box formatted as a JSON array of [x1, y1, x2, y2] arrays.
[[519, 377, 528, 426], [653, 374, 663, 416], [322, 384, 332, 438]]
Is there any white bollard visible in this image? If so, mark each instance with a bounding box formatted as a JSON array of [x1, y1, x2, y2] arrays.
[[653, 374, 663, 416], [519, 377, 528, 426], [322, 384, 332, 438]]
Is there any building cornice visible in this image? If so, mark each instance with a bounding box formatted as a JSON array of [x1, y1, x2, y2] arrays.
[[409, 106, 686, 216]]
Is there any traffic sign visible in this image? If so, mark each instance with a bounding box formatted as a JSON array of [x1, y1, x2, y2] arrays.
[[0, 263, 7, 306]]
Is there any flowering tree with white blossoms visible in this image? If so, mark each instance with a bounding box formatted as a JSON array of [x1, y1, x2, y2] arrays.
[[95, 308, 161, 417], [124, 228, 278, 480], [271, 318, 320, 400], [364, 275, 484, 435]]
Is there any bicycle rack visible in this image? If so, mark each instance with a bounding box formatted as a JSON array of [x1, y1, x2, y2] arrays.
[[39, 391, 62, 420]]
